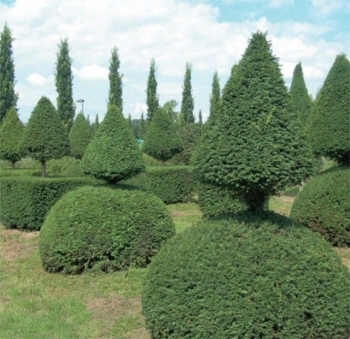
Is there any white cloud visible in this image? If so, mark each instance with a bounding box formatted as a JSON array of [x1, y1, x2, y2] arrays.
[[311, 0, 347, 16], [27, 73, 53, 86], [75, 64, 109, 81]]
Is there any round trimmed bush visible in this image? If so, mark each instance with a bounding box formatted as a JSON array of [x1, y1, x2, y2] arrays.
[[142, 212, 350, 339], [39, 186, 175, 274], [290, 167, 350, 247]]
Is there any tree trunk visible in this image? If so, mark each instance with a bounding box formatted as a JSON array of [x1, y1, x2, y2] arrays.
[[41, 161, 46, 178], [11, 161, 16, 169]]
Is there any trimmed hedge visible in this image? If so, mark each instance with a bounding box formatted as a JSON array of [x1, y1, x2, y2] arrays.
[[0, 169, 40, 177], [123, 166, 196, 204], [198, 182, 247, 217], [0, 177, 96, 231], [39, 186, 176, 274], [290, 167, 350, 246], [142, 212, 350, 339]]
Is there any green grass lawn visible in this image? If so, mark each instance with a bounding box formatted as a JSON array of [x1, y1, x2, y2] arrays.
[[0, 197, 348, 338]]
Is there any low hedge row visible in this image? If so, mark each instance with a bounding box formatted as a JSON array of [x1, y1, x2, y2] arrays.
[[123, 166, 196, 204], [0, 169, 40, 177], [0, 177, 96, 231], [198, 182, 247, 217]]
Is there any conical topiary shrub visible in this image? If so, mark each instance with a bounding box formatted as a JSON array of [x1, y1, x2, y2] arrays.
[[80, 104, 145, 183], [142, 107, 183, 165], [307, 54, 350, 166], [20, 96, 70, 177], [0, 106, 24, 168], [69, 112, 92, 159]]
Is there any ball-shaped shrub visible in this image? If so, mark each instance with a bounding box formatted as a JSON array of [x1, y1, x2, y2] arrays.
[[39, 186, 175, 274], [290, 167, 350, 247], [142, 212, 350, 339]]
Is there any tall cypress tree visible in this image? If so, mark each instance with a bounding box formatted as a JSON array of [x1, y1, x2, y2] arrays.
[[289, 63, 311, 127], [146, 59, 159, 122], [108, 47, 123, 112], [209, 71, 221, 120], [198, 109, 203, 125], [0, 106, 24, 168], [308, 54, 350, 166], [20, 97, 70, 177], [69, 112, 92, 159], [180, 63, 195, 124], [0, 24, 17, 124], [139, 113, 146, 139], [55, 38, 75, 131], [193, 32, 315, 212]]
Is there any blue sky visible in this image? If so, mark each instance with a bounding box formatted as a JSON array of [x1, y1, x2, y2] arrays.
[[0, 0, 349, 123]]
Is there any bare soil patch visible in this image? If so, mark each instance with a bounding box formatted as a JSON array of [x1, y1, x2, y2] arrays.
[[0, 228, 39, 263], [334, 247, 350, 269]]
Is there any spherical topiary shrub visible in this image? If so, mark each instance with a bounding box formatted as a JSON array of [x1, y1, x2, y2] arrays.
[[142, 212, 350, 339], [290, 167, 350, 247], [39, 186, 175, 274]]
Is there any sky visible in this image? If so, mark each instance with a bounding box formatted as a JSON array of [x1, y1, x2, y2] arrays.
[[0, 0, 349, 123]]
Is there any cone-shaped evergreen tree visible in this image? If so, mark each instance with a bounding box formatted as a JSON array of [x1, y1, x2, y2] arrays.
[[180, 63, 195, 124], [143, 107, 183, 165], [193, 32, 315, 212], [69, 112, 92, 159], [80, 104, 145, 183], [0, 106, 24, 168], [289, 63, 311, 127], [0, 24, 17, 124], [21, 96, 70, 177], [198, 109, 203, 125], [55, 38, 75, 131], [146, 59, 159, 122], [209, 71, 221, 120], [308, 54, 350, 166], [108, 47, 123, 112]]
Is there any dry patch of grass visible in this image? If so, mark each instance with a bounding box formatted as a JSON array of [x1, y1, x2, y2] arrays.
[[334, 247, 350, 270]]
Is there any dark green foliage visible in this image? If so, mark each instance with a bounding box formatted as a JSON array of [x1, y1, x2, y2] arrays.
[[290, 167, 350, 247], [123, 166, 195, 204], [180, 63, 194, 124], [90, 114, 99, 134], [146, 59, 159, 122], [80, 104, 145, 183], [209, 71, 221, 120], [142, 107, 183, 164], [55, 38, 75, 131], [69, 113, 92, 159], [307, 54, 350, 166], [0, 24, 17, 124], [108, 47, 123, 112], [193, 32, 315, 212], [198, 109, 203, 125], [39, 186, 175, 274], [142, 212, 350, 339], [198, 182, 247, 217], [139, 113, 147, 139], [0, 177, 95, 231], [168, 123, 202, 165], [289, 63, 311, 127], [0, 106, 24, 167], [20, 96, 70, 177]]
